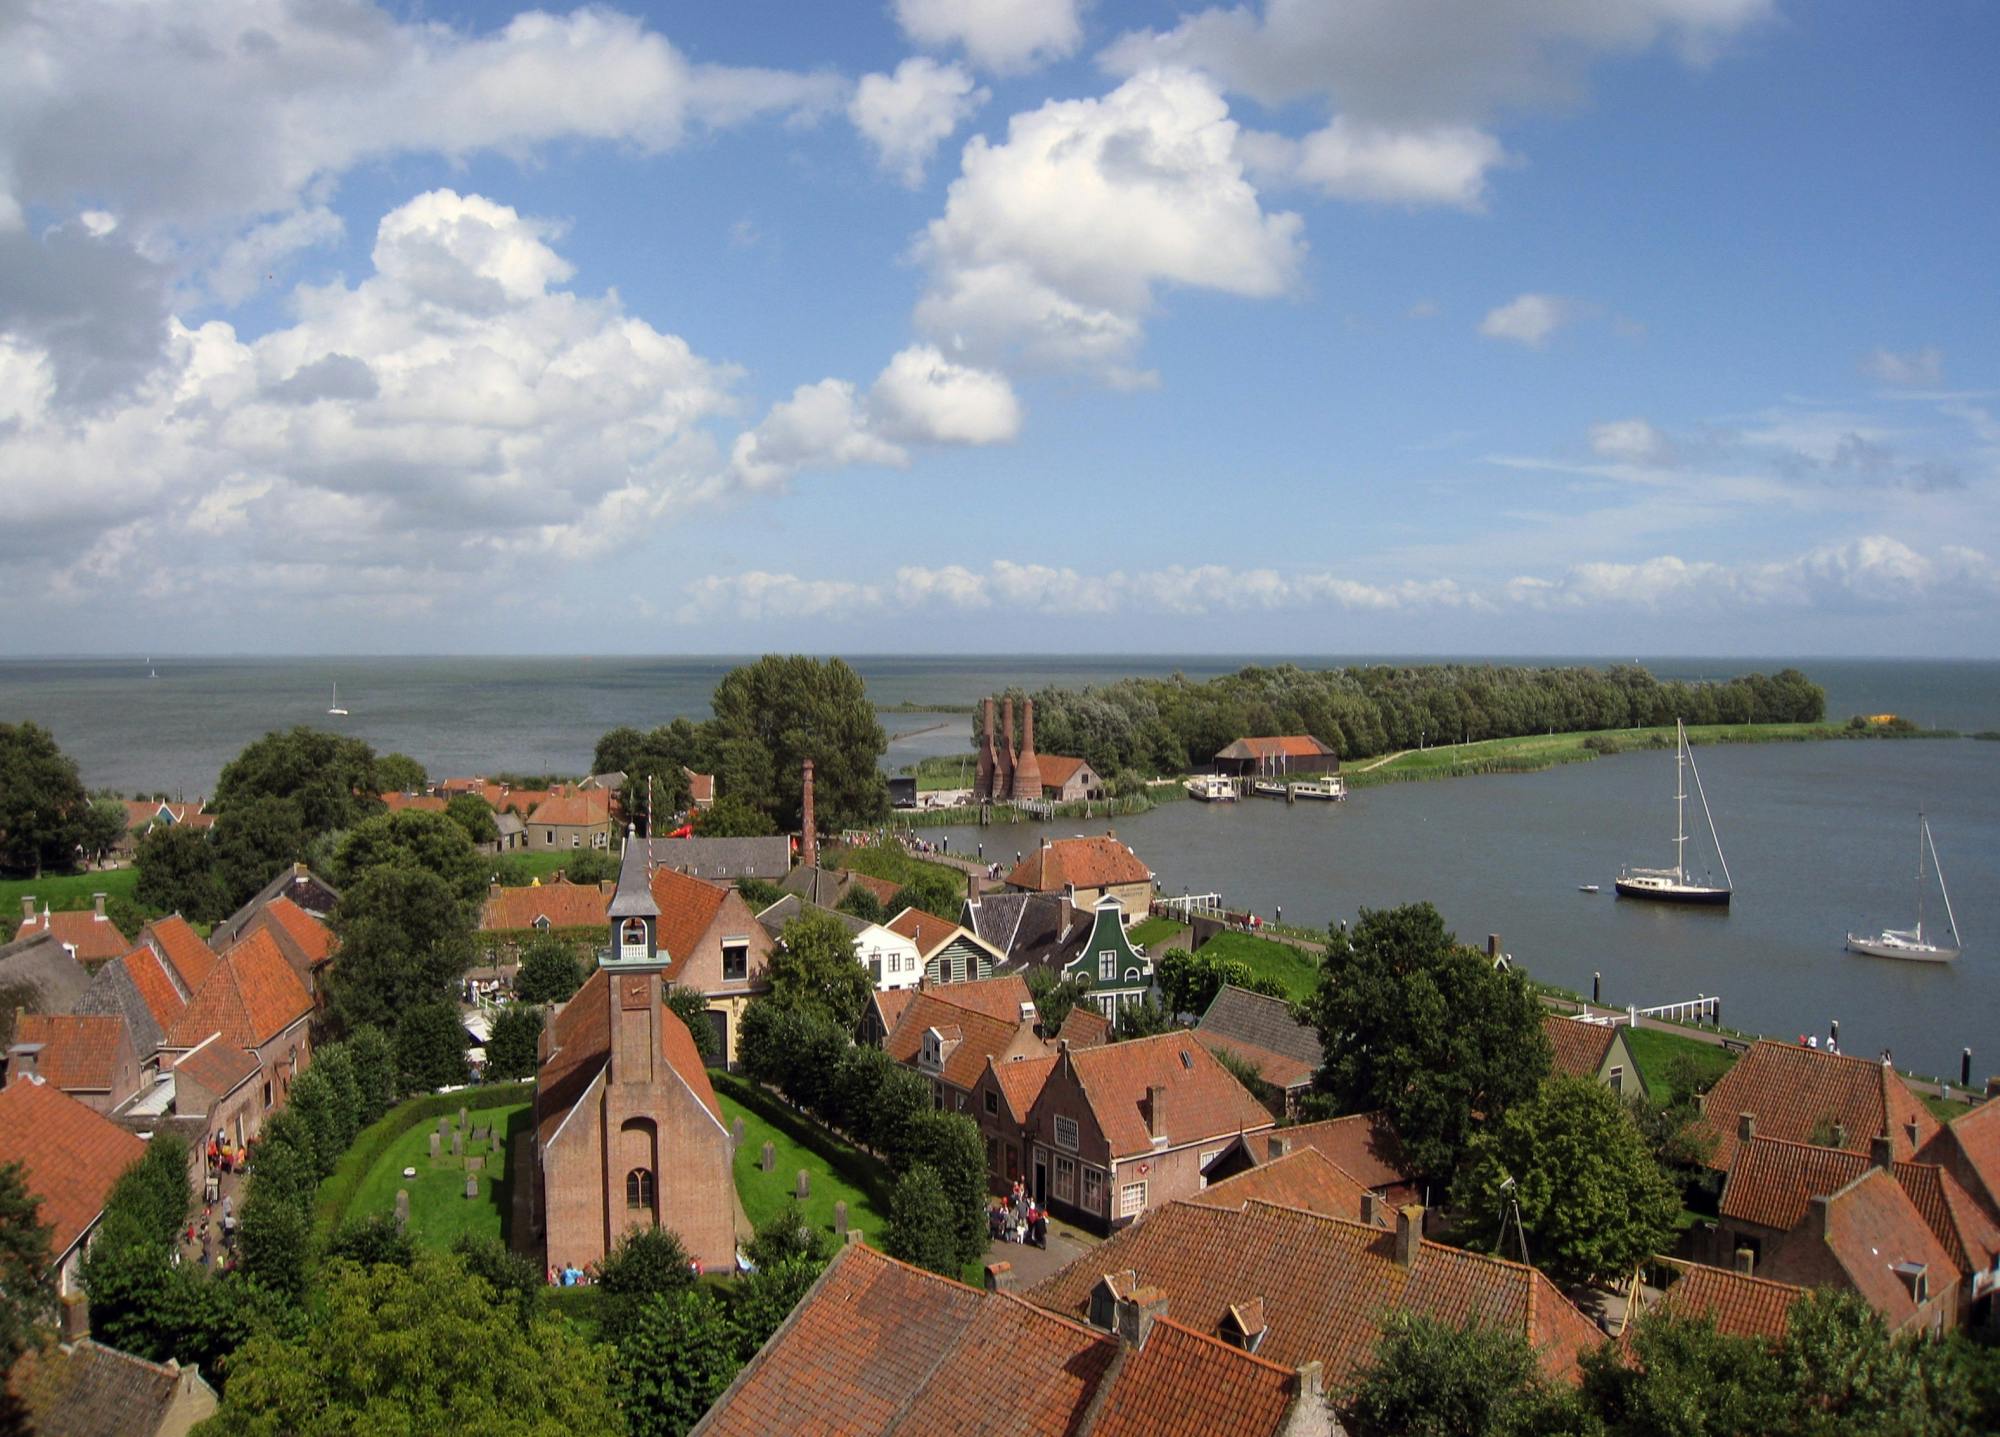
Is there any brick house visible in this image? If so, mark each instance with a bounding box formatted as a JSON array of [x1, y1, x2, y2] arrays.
[[6, 1014, 141, 1113], [1195, 985, 1323, 1117], [159, 928, 314, 1128], [166, 1034, 264, 1151], [531, 961, 736, 1274], [1542, 1015, 1640, 1098], [13, 1338, 219, 1436], [525, 787, 613, 852], [12, 895, 132, 965], [883, 979, 1049, 1120], [1692, 1040, 1939, 1173], [1023, 1031, 1273, 1233], [1625, 1259, 1806, 1344], [216, 896, 337, 1005], [608, 839, 774, 1066], [1919, 1100, 2000, 1230], [1005, 834, 1153, 918], [478, 879, 613, 964], [1035, 755, 1105, 803], [691, 1241, 1330, 1437], [0, 1078, 145, 1297], [208, 864, 339, 954], [1758, 1166, 1961, 1335]]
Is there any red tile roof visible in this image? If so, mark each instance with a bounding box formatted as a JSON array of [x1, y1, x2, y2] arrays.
[[868, 987, 915, 1038], [1267, 1113, 1419, 1197], [14, 909, 132, 964], [173, 1034, 260, 1099], [1189, 1147, 1381, 1225], [1006, 835, 1151, 894], [162, 929, 311, 1051], [1542, 1015, 1618, 1080], [528, 788, 610, 828], [1635, 1261, 1804, 1342], [917, 973, 1035, 1024], [1920, 1099, 2000, 1216], [114, 946, 188, 1031], [479, 880, 611, 933], [1027, 1198, 1603, 1387], [0, 1080, 145, 1265], [1818, 1167, 1957, 1329], [1036, 755, 1090, 789], [12, 1336, 213, 1436], [139, 916, 216, 994], [988, 1054, 1058, 1126], [1088, 1316, 1301, 1437], [379, 791, 447, 812], [1893, 1159, 2000, 1277], [1694, 1040, 1939, 1171], [884, 907, 972, 959], [1059, 1005, 1111, 1049], [847, 872, 902, 906], [1215, 736, 1336, 761], [886, 990, 1043, 1091], [259, 896, 335, 966], [647, 866, 730, 977], [1064, 1032, 1274, 1158], [10, 1014, 127, 1093], [684, 769, 715, 805]]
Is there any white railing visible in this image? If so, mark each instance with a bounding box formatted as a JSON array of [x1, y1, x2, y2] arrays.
[[1633, 995, 1721, 1027], [1157, 893, 1225, 919]]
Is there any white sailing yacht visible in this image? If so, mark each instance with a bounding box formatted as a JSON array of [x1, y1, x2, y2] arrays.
[[327, 682, 348, 716], [1615, 719, 1732, 907], [1847, 812, 1961, 963]]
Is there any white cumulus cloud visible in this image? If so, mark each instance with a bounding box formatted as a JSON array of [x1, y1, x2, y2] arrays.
[[1479, 293, 1576, 348], [849, 58, 988, 186], [1861, 346, 1944, 387], [1589, 418, 1675, 465], [894, 0, 1086, 73]]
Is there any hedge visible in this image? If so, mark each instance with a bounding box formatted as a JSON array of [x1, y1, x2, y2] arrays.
[[313, 1080, 535, 1235]]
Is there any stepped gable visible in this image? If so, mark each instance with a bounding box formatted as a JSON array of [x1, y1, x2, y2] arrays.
[[1542, 1015, 1619, 1080], [9, 1014, 128, 1094], [1262, 1113, 1419, 1200], [162, 929, 311, 1051], [1694, 1040, 1939, 1172], [692, 1242, 1306, 1437], [1189, 1146, 1382, 1225], [480, 879, 611, 933], [534, 967, 722, 1157], [0, 1080, 145, 1269], [1196, 985, 1323, 1091], [138, 915, 216, 994], [1066, 1032, 1273, 1160], [1631, 1262, 1805, 1343], [1026, 1198, 1604, 1387], [1010, 698, 1043, 800], [1005, 835, 1151, 895]]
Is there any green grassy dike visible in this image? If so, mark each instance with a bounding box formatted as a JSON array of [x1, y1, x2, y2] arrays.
[[1344, 721, 1953, 789]]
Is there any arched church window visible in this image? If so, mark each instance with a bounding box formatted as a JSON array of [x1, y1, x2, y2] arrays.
[[626, 1168, 655, 1211]]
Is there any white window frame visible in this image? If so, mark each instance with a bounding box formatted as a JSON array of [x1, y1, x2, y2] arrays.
[[1099, 950, 1116, 981], [1055, 1154, 1076, 1202], [1121, 1181, 1147, 1217], [1053, 1115, 1080, 1152], [1082, 1165, 1105, 1212]]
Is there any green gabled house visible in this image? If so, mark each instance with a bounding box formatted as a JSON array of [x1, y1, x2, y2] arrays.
[[1060, 895, 1155, 1020]]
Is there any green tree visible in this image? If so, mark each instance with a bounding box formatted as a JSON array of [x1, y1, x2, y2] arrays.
[[395, 1002, 469, 1093], [1581, 1309, 1784, 1437], [619, 759, 690, 837], [210, 795, 307, 913], [0, 1163, 53, 1363], [1777, 1288, 1972, 1434], [332, 807, 487, 906], [563, 850, 619, 886], [324, 1212, 415, 1269], [1304, 903, 1550, 1182], [744, 1201, 830, 1271], [212, 726, 381, 838], [326, 866, 475, 1036], [514, 932, 586, 1004], [236, 1185, 311, 1300], [285, 1066, 345, 1177], [376, 752, 428, 793], [694, 793, 776, 838], [836, 885, 888, 924], [1026, 968, 1089, 1035], [444, 793, 499, 847], [133, 822, 223, 923], [889, 867, 961, 923], [1112, 995, 1172, 1041], [487, 1004, 544, 1081], [708, 655, 888, 830], [346, 1025, 398, 1123], [617, 1286, 741, 1437], [737, 877, 786, 910], [729, 1256, 825, 1356], [598, 1226, 695, 1342], [883, 1164, 959, 1276], [451, 1233, 542, 1327], [196, 1253, 622, 1436], [665, 986, 717, 1061], [1452, 1076, 1678, 1286], [0, 722, 87, 876], [905, 1110, 988, 1268], [1343, 1312, 1582, 1437], [767, 909, 871, 1030], [79, 795, 131, 865]]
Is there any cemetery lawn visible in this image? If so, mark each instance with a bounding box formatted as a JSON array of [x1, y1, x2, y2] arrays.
[[341, 1100, 530, 1250], [711, 1072, 892, 1251]]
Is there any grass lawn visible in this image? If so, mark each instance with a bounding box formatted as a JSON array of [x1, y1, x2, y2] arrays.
[[1195, 930, 1323, 1003], [1130, 916, 1188, 948], [0, 867, 139, 917], [832, 842, 965, 894], [1625, 1025, 1737, 1102], [711, 1072, 893, 1250], [334, 1100, 529, 1250]]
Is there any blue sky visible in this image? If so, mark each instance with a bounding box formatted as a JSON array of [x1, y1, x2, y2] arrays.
[[2, 0, 1996, 656]]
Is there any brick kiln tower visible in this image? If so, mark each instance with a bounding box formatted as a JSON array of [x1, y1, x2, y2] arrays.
[[1010, 699, 1043, 800]]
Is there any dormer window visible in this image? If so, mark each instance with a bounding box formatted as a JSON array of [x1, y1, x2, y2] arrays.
[[534, 916, 552, 932]]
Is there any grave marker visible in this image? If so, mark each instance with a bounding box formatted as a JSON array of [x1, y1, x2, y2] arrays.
[[760, 1142, 775, 1172], [795, 1169, 810, 1199]]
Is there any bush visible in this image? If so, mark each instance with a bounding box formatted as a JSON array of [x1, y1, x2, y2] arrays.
[[395, 1000, 469, 1093], [598, 1227, 696, 1342], [487, 1004, 544, 1081], [884, 1166, 958, 1276], [515, 933, 586, 1004], [323, 1212, 415, 1270]]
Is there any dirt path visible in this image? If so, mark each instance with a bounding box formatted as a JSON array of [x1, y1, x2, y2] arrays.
[[1349, 749, 1410, 773]]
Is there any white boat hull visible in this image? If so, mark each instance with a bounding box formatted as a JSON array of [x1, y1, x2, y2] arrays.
[[1846, 933, 1958, 963]]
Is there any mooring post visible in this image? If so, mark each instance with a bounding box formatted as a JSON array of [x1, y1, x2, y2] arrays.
[[1964, 1048, 1973, 1088], [1592, 972, 1601, 1005], [1830, 1018, 1840, 1048]]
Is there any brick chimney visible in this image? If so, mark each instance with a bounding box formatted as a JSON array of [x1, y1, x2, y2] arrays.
[[19, 896, 33, 923], [800, 759, 817, 871], [1362, 1191, 1385, 1227], [1737, 1113, 1756, 1143], [1395, 1205, 1424, 1267], [1115, 1286, 1169, 1350], [1011, 698, 1042, 801], [984, 1261, 1016, 1292], [7, 1040, 43, 1087], [59, 1292, 89, 1342], [1146, 1084, 1168, 1143], [1734, 1247, 1756, 1277], [93, 892, 106, 920]]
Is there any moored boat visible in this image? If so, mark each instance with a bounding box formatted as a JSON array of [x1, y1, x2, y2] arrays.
[[1292, 777, 1345, 800], [1185, 775, 1237, 802], [1615, 719, 1732, 907], [1846, 812, 1961, 963]]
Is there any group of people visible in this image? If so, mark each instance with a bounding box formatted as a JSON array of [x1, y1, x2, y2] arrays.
[[990, 1177, 1047, 1249], [180, 1194, 236, 1270], [548, 1260, 596, 1287], [1796, 1033, 1840, 1055]]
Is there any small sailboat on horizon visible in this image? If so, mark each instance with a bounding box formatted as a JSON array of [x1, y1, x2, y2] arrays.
[[1615, 718, 1732, 907], [327, 682, 348, 717], [1847, 812, 1961, 963]]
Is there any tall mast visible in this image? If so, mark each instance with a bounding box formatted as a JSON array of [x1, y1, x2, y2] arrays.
[[1915, 809, 1926, 943], [1675, 719, 1687, 881]]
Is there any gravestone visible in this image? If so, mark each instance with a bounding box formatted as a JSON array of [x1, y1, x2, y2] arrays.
[[795, 1169, 810, 1200], [732, 1116, 745, 1148], [833, 1200, 848, 1236], [394, 1189, 410, 1229], [438, 1116, 451, 1137], [473, 1124, 490, 1143], [467, 1156, 484, 1173], [451, 1130, 463, 1157], [458, 1105, 468, 1131], [760, 1141, 775, 1172], [465, 1175, 478, 1199], [429, 1132, 440, 1161]]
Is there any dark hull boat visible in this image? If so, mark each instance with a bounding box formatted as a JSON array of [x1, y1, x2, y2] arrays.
[[1615, 719, 1732, 909]]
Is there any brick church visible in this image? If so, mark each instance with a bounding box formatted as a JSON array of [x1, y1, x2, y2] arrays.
[[531, 840, 737, 1273]]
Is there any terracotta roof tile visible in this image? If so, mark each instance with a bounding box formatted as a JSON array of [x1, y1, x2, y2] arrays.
[[989, 1054, 1058, 1126], [379, 791, 447, 812], [1066, 1032, 1275, 1158], [886, 990, 1043, 1091], [1694, 1040, 1939, 1171], [1920, 1099, 2000, 1216], [684, 769, 715, 804], [480, 880, 611, 933], [162, 929, 310, 1051], [1720, 1136, 1871, 1230], [139, 916, 215, 994], [118, 946, 186, 1025], [1542, 1015, 1618, 1080], [1819, 1167, 1957, 1328], [1260, 1112, 1419, 1197], [534, 968, 722, 1154], [1089, 1317, 1301, 1437], [918, 973, 1035, 1023], [1058, 1006, 1111, 1049], [1036, 755, 1089, 789], [527, 788, 610, 828], [869, 987, 915, 1037], [173, 1036, 260, 1100], [1189, 1147, 1381, 1226], [1005, 835, 1151, 894], [11, 1336, 211, 1437], [10, 1014, 128, 1093], [259, 896, 335, 966], [1027, 1199, 1603, 1387], [1214, 736, 1336, 761], [1887, 1160, 2000, 1276], [14, 909, 131, 964], [883, 907, 980, 959], [647, 867, 730, 977], [0, 1080, 145, 1264], [1197, 986, 1322, 1090], [1635, 1261, 1805, 1342]]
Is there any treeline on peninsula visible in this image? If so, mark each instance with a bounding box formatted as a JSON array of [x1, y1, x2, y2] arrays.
[[991, 664, 1826, 778]]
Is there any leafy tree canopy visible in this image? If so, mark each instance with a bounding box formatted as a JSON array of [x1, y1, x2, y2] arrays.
[[0, 721, 88, 877], [134, 822, 224, 924], [836, 885, 887, 924], [883, 1164, 959, 1277], [598, 1226, 695, 1342], [327, 866, 475, 1036], [665, 986, 717, 1060], [0, 1162, 53, 1363], [709, 655, 887, 831], [888, 867, 960, 924], [1303, 903, 1550, 1182], [394, 1001, 470, 1094], [487, 1004, 543, 1081], [210, 795, 307, 912], [79, 795, 130, 866], [375, 753, 428, 793], [693, 793, 776, 838], [1342, 1313, 1584, 1437], [562, 850, 618, 886], [212, 726, 382, 837], [443, 792, 499, 846], [514, 933, 586, 1005], [332, 807, 487, 907], [767, 908, 871, 1030]]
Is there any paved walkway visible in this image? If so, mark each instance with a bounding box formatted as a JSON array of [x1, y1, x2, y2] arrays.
[[982, 1213, 1099, 1290]]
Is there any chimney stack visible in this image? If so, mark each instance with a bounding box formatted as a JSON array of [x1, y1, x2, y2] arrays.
[[59, 1293, 89, 1343], [800, 759, 817, 871], [20, 897, 34, 922], [1011, 698, 1042, 801], [1395, 1205, 1424, 1267], [93, 892, 106, 920], [1738, 1113, 1756, 1143], [984, 1261, 1017, 1293], [1487, 934, 1501, 963], [1115, 1286, 1169, 1350], [1870, 1134, 1894, 1169], [1146, 1084, 1168, 1142], [1362, 1191, 1385, 1227], [1734, 1248, 1756, 1277], [7, 1041, 43, 1087], [1266, 1134, 1290, 1162]]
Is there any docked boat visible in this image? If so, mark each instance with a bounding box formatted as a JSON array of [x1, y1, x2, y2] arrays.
[[1615, 719, 1732, 906], [1292, 777, 1346, 801], [1251, 780, 1288, 798], [1185, 775, 1237, 802], [1847, 813, 1961, 963]]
